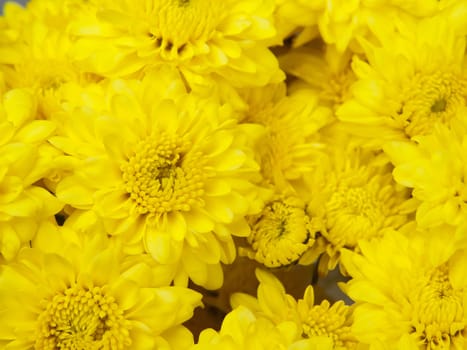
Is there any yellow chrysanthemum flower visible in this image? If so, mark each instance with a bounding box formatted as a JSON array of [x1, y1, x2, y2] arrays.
[[320, 0, 462, 51], [231, 269, 360, 349], [239, 193, 318, 268], [51, 69, 265, 289], [69, 0, 284, 87], [0, 223, 202, 349], [384, 117, 467, 228], [0, 0, 99, 118], [0, 88, 62, 262], [304, 139, 414, 276], [271, 0, 460, 50], [338, 17, 467, 144], [297, 287, 358, 349], [240, 84, 331, 189], [341, 228, 467, 349], [191, 305, 332, 350]]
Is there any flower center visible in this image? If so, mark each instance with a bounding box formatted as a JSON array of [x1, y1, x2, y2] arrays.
[[321, 69, 355, 108], [325, 184, 386, 248], [243, 197, 315, 267], [301, 301, 358, 348], [147, 0, 225, 56], [121, 134, 205, 216], [411, 264, 465, 349], [36, 285, 131, 349], [430, 98, 447, 113], [398, 71, 467, 137]]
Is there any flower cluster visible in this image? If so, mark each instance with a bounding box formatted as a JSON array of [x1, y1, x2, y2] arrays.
[[0, 0, 466, 349]]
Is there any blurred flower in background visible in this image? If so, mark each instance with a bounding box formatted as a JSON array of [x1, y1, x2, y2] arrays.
[[0, 0, 26, 12], [1, 0, 466, 349]]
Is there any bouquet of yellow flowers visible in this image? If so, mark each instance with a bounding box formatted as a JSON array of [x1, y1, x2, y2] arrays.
[[0, 0, 466, 349]]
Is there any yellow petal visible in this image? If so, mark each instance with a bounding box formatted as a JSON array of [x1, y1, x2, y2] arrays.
[[111, 278, 140, 311], [0, 143, 36, 178], [0, 193, 37, 217], [15, 120, 56, 143], [144, 229, 182, 264], [224, 218, 250, 237], [220, 306, 255, 338], [202, 131, 234, 158], [160, 326, 194, 350], [204, 198, 234, 223], [383, 141, 421, 166], [0, 175, 23, 204], [56, 176, 94, 209], [0, 225, 21, 261], [204, 179, 231, 197], [43, 254, 74, 291], [86, 246, 120, 286], [94, 189, 130, 219], [183, 209, 214, 233], [191, 232, 221, 264], [3, 89, 35, 127], [346, 280, 389, 305], [449, 250, 467, 290], [166, 211, 187, 241], [95, 116, 138, 160], [182, 249, 208, 287], [152, 99, 178, 135], [210, 149, 247, 171], [415, 202, 445, 228]]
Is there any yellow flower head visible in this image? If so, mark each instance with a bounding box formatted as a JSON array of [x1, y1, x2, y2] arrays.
[[231, 269, 359, 349], [384, 117, 467, 228], [271, 0, 459, 51], [239, 194, 318, 268], [319, 0, 459, 51], [70, 0, 284, 87], [0, 0, 99, 118], [240, 84, 331, 189], [304, 140, 414, 276], [338, 17, 467, 144], [297, 286, 358, 349], [0, 88, 62, 262], [0, 223, 201, 349], [51, 68, 265, 289], [341, 228, 467, 349], [192, 305, 332, 350]]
